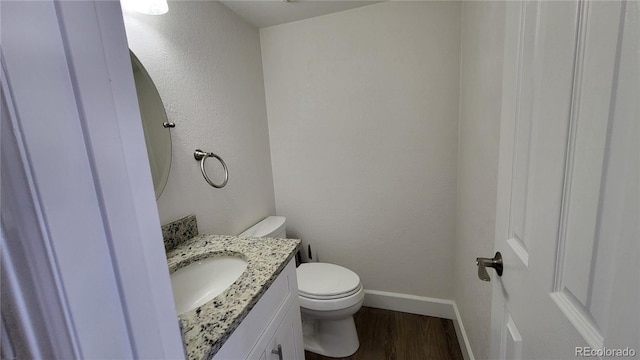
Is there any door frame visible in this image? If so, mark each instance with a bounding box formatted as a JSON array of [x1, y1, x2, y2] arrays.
[[1, 0, 184, 358]]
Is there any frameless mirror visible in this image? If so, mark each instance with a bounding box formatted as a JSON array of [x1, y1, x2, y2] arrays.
[[130, 51, 172, 199]]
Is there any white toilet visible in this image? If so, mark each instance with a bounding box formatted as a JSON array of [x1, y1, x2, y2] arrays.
[[240, 216, 364, 358]]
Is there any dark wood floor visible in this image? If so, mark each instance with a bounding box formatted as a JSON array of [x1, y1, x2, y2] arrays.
[[304, 307, 464, 360]]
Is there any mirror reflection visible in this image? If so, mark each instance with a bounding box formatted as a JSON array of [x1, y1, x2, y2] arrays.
[[130, 51, 172, 199]]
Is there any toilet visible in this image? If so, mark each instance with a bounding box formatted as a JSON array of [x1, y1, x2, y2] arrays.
[[239, 216, 364, 358]]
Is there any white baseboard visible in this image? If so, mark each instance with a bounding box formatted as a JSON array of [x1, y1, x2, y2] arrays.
[[452, 302, 475, 360], [363, 289, 455, 319], [363, 289, 474, 360]]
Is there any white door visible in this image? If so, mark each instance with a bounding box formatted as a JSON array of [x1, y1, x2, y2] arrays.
[[486, 1, 639, 359]]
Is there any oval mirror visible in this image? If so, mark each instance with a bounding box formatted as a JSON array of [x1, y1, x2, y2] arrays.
[[130, 51, 172, 199]]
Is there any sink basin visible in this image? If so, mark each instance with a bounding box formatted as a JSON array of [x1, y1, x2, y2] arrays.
[[170, 256, 248, 314]]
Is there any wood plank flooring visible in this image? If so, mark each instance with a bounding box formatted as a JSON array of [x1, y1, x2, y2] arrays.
[[304, 307, 464, 360]]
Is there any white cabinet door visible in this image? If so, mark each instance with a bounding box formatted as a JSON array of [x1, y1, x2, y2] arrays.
[[264, 303, 304, 360], [489, 1, 639, 358]]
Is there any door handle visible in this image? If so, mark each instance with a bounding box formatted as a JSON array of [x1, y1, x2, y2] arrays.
[[271, 344, 283, 360], [476, 252, 503, 281]]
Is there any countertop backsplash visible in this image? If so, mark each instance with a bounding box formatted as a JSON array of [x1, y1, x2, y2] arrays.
[[161, 214, 199, 252]]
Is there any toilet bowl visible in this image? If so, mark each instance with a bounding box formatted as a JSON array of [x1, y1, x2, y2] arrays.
[[297, 262, 364, 357], [239, 216, 364, 358]]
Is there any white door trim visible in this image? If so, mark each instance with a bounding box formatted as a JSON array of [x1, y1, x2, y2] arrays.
[[1, 0, 184, 358]]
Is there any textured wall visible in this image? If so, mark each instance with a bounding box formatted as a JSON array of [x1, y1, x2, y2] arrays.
[[260, 1, 461, 299], [454, 2, 506, 359], [123, 1, 275, 235]]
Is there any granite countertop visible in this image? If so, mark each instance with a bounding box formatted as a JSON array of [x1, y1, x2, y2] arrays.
[[166, 234, 300, 360]]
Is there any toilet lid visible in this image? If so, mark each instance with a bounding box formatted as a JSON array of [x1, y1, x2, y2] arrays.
[[297, 263, 361, 299]]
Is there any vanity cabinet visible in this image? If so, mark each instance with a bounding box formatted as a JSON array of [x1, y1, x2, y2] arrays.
[[250, 294, 302, 360], [214, 259, 304, 360]]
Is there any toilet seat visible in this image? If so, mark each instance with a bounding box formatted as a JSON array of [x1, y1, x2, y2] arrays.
[[299, 284, 362, 300], [297, 262, 364, 311], [297, 262, 361, 296], [298, 285, 365, 312]]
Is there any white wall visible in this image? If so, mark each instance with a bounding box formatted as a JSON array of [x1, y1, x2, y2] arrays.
[[454, 2, 506, 359], [261, 2, 461, 299], [123, 1, 275, 235]]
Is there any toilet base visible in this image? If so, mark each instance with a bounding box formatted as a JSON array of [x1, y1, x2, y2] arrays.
[[301, 312, 360, 358]]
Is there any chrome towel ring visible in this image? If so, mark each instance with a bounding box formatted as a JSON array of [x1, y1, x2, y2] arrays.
[[194, 149, 229, 188]]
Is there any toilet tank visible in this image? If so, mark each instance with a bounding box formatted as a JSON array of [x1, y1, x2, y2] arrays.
[[239, 216, 287, 238]]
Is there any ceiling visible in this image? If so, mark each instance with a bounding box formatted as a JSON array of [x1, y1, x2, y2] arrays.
[[219, 0, 382, 29]]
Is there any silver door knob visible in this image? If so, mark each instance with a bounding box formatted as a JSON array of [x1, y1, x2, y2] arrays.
[[476, 252, 503, 281]]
